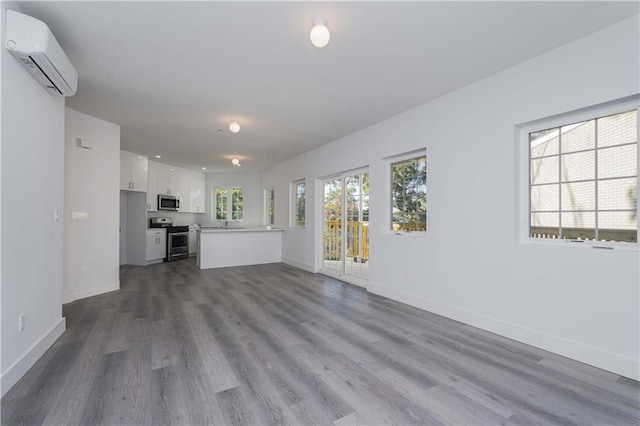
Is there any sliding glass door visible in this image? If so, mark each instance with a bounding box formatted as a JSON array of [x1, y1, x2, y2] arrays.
[[322, 170, 369, 282]]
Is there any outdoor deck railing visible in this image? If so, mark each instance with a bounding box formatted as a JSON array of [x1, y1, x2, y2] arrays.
[[323, 221, 369, 261]]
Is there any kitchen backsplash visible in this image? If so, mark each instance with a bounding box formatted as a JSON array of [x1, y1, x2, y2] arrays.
[[148, 211, 202, 226]]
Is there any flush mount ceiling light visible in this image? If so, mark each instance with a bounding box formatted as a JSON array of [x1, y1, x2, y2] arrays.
[[310, 17, 330, 48], [229, 120, 240, 133], [231, 158, 240, 166]]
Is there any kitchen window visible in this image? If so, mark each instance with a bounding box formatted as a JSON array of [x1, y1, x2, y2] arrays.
[[265, 187, 275, 226], [215, 187, 243, 221], [291, 179, 305, 228], [389, 151, 427, 233], [525, 102, 638, 245]]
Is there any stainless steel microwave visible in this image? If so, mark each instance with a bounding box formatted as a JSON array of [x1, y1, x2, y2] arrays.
[[158, 194, 179, 211]]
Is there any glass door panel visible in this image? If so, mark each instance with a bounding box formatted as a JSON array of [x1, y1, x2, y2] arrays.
[[345, 173, 369, 280], [322, 171, 369, 282], [323, 179, 342, 272]]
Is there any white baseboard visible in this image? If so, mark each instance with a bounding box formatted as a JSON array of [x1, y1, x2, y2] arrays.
[[1, 317, 66, 397], [63, 280, 120, 304], [282, 257, 315, 273], [367, 282, 639, 381]]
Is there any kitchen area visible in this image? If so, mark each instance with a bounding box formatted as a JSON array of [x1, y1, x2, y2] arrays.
[[119, 150, 206, 267], [119, 150, 282, 269]]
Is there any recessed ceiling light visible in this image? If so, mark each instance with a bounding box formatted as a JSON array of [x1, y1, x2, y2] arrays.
[[232, 158, 240, 166], [310, 17, 330, 48], [229, 121, 240, 133], [137, 156, 143, 159], [155, 155, 161, 158], [170, 168, 175, 172], [202, 167, 206, 170]]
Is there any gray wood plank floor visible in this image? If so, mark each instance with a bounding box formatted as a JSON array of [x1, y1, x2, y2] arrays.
[[2, 259, 639, 425]]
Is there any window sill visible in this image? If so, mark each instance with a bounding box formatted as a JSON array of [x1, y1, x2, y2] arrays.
[[387, 230, 426, 238], [520, 237, 639, 252]]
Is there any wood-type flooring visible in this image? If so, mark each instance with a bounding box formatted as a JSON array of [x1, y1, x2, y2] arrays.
[[2, 259, 639, 425]]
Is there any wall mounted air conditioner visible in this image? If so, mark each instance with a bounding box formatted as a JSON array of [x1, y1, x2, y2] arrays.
[[5, 9, 78, 96]]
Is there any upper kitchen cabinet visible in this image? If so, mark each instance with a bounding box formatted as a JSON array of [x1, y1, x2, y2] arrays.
[[178, 170, 206, 213], [120, 151, 148, 192], [156, 163, 180, 196], [147, 161, 206, 213], [147, 163, 159, 211], [190, 173, 206, 213]]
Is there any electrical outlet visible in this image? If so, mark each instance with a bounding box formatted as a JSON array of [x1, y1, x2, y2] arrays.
[[81, 266, 88, 274], [19, 314, 25, 331]]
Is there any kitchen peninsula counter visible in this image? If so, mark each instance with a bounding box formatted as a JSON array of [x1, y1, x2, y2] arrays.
[[196, 227, 283, 269]]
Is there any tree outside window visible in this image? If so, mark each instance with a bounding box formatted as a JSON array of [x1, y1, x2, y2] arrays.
[[391, 155, 426, 232], [215, 187, 243, 221], [293, 180, 305, 227], [265, 188, 275, 226]]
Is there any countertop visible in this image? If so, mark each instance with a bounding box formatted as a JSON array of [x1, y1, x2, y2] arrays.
[[197, 227, 283, 233]]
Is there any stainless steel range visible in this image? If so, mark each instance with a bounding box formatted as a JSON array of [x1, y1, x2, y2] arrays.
[[149, 217, 189, 262]]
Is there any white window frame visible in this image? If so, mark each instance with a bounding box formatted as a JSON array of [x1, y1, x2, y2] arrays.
[[264, 187, 275, 226], [517, 96, 639, 251], [290, 179, 306, 228], [212, 186, 244, 222], [385, 149, 427, 236]]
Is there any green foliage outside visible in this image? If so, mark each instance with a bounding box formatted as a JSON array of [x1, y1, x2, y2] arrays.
[[391, 156, 426, 231]]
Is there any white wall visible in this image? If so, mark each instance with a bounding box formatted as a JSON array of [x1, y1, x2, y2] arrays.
[[1, 2, 66, 396], [64, 108, 120, 303], [200, 170, 263, 227], [261, 16, 640, 379]]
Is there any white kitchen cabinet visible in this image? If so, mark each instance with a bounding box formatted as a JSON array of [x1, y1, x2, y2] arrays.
[[157, 164, 180, 196], [190, 174, 206, 213], [147, 161, 206, 213], [120, 151, 148, 192], [146, 168, 158, 211], [178, 171, 205, 213], [177, 170, 192, 212], [146, 229, 166, 262]]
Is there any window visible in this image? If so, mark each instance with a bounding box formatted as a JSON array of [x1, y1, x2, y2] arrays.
[[291, 179, 305, 227], [265, 187, 275, 226], [390, 152, 427, 232], [214, 187, 243, 221], [231, 187, 243, 220], [528, 108, 637, 244], [215, 188, 228, 220]]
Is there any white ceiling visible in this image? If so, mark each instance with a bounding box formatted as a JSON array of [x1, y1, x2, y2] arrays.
[[16, 1, 639, 172]]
